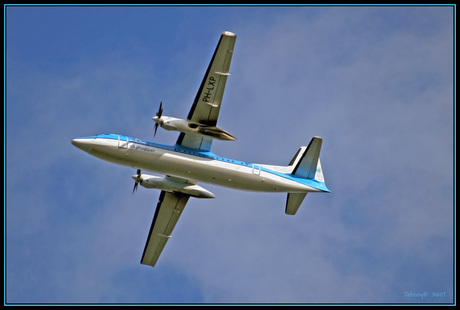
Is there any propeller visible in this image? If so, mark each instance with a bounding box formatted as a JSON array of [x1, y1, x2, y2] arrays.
[[153, 101, 163, 137], [132, 169, 141, 194]]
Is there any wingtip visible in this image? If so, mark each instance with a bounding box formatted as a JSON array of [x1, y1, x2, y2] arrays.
[[222, 31, 236, 37]]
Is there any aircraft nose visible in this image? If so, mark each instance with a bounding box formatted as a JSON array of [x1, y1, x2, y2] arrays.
[[71, 138, 93, 153]]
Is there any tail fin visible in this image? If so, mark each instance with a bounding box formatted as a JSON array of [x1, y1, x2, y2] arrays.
[[314, 158, 325, 183], [285, 137, 327, 215], [290, 137, 323, 179]]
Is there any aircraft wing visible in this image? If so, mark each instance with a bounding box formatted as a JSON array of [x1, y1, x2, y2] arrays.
[[141, 190, 190, 267], [177, 31, 237, 151]]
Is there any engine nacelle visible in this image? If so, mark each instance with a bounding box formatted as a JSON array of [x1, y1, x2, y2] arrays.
[[153, 116, 236, 141], [132, 173, 215, 199]]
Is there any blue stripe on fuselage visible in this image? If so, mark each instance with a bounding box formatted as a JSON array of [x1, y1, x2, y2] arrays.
[[83, 133, 330, 192]]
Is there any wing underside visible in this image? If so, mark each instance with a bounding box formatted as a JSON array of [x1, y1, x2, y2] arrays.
[[177, 31, 236, 151], [141, 190, 190, 267], [142, 32, 237, 267]]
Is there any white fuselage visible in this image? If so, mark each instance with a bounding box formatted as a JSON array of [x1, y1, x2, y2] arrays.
[[71, 133, 326, 194]]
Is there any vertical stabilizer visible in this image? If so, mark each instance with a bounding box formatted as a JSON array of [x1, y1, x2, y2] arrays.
[[291, 137, 322, 179], [314, 158, 325, 183]]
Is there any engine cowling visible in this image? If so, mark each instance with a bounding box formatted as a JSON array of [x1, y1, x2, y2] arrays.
[[153, 116, 236, 141], [189, 123, 236, 141], [132, 173, 215, 199]]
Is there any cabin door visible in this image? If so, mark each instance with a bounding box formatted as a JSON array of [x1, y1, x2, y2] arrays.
[[252, 164, 261, 176], [118, 135, 129, 149]]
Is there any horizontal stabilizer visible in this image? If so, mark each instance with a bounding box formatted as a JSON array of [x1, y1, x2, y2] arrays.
[[285, 193, 307, 215]]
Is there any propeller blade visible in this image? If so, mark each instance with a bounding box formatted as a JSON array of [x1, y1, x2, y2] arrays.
[[153, 101, 163, 139], [132, 169, 142, 194], [157, 101, 163, 118]]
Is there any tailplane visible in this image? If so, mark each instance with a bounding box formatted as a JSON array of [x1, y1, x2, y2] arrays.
[[285, 193, 307, 215]]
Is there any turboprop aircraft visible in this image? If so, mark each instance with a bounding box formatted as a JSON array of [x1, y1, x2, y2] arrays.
[[71, 31, 330, 268]]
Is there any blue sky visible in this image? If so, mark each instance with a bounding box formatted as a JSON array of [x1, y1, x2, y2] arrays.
[[5, 5, 454, 304]]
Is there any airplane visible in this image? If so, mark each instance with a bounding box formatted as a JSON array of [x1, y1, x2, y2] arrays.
[[71, 31, 330, 268]]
